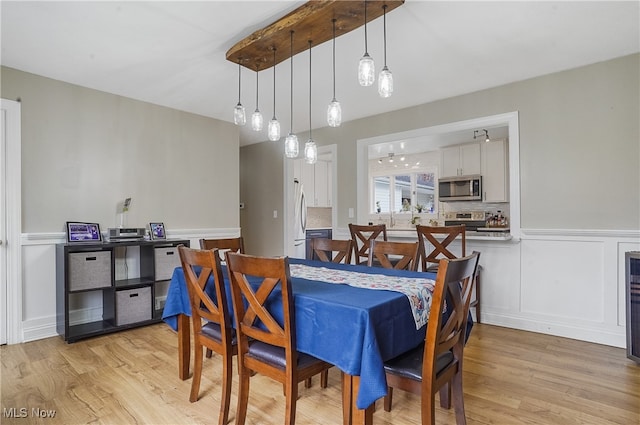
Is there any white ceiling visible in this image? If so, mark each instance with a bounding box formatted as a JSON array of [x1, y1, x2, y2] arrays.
[[1, 1, 638, 147]]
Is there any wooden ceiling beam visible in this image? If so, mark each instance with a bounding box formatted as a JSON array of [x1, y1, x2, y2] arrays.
[[226, 0, 404, 72]]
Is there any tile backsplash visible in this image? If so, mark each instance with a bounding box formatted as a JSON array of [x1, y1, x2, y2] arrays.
[[307, 207, 332, 229]]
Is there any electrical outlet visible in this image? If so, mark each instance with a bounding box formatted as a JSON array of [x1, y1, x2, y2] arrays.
[[348, 208, 354, 218]]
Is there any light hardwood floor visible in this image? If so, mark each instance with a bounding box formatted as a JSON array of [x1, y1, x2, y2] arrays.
[[2, 323, 639, 424]]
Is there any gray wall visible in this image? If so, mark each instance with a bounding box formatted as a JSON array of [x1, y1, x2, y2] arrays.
[[240, 54, 639, 256], [1, 67, 239, 233]]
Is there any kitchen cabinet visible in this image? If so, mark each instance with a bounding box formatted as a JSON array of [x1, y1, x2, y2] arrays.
[[481, 138, 509, 202], [297, 159, 332, 207], [440, 142, 481, 177], [305, 228, 332, 260], [56, 239, 189, 342]]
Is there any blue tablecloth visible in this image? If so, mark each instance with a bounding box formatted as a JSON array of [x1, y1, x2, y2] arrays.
[[163, 258, 438, 409]]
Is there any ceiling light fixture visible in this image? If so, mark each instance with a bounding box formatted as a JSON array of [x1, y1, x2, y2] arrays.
[[474, 129, 490, 142], [327, 18, 342, 127], [304, 40, 317, 164], [378, 4, 393, 98], [267, 48, 281, 141], [388, 152, 394, 163], [358, 0, 375, 87], [284, 31, 299, 158], [233, 60, 246, 126], [251, 70, 263, 131]]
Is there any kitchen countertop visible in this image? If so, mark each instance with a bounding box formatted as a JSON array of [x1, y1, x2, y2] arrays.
[[386, 228, 512, 241]]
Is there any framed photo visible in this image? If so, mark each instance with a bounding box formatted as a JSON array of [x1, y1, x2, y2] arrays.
[[149, 222, 166, 240], [66, 221, 102, 243]]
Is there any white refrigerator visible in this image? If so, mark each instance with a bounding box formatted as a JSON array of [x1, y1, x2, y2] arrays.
[[292, 178, 307, 259]]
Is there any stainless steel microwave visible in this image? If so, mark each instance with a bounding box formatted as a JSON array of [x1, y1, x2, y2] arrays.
[[438, 175, 482, 201]]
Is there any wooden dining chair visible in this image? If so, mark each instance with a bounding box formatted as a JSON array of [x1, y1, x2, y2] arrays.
[[178, 246, 236, 425], [383, 251, 481, 425], [416, 224, 481, 323], [310, 237, 352, 264], [225, 252, 333, 425], [199, 236, 245, 358], [349, 223, 388, 265], [368, 239, 419, 271]]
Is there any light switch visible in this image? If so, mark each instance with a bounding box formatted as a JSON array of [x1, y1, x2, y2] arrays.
[[273, 210, 278, 218], [348, 208, 354, 218]]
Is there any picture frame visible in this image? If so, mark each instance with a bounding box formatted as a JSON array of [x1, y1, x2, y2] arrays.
[[149, 222, 166, 240], [66, 221, 102, 243]]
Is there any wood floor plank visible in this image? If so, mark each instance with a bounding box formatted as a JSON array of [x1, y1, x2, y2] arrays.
[[2, 323, 638, 424]]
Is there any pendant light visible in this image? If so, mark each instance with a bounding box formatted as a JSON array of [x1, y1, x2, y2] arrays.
[[233, 61, 246, 125], [327, 18, 342, 127], [378, 4, 393, 98], [284, 30, 299, 158], [358, 0, 375, 87], [251, 70, 263, 131], [304, 40, 317, 164], [267, 48, 281, 141]]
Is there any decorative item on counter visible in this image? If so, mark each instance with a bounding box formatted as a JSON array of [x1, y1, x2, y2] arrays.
[[376, 201, 381, 213], [149, 222, 166, 240], [486, 210, 508, 228], [415, 204, 424, 213]]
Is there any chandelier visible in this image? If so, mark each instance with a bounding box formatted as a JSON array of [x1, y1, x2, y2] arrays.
[[226, 1, 404, 157]]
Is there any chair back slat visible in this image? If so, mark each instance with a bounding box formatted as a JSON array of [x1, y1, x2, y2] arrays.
[[349, 223, 388, 264], [199, 237, 245, 261], [178, 246, 232, 339], [226, 252, 294, 351], [425, 252, 480, 377], [416, 225, 466, 271], [311, 238, 352, 264], [368, 240, 419, 271]]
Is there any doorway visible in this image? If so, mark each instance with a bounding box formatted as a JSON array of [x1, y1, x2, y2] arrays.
[[1, 98, 22, 345], [283, 144, 337, 258]]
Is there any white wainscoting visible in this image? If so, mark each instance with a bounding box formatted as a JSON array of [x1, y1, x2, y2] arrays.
[[337, 226, 639, 348], [19, 228, 240, 343]]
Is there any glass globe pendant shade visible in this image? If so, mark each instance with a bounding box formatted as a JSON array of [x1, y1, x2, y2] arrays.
[[358, 53, 375, 86], [233, 103, 246, 126], [268, 117, 280, 141], [251, 109, 263, 131], [284, 132, 299, 158], [327, 99, 342, 127], [378, 66, 393, 98], [304, 139, 317, 164]]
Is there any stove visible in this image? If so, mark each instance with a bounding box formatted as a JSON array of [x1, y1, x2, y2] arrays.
[[443, 211, 487, 231]]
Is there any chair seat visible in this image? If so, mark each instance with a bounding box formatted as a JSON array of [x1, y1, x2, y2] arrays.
[[248, 340, 325, 370], [384, 343, 454, 381], [200, 322, 237, 345]]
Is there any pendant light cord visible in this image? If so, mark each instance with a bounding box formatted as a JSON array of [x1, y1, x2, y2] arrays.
[[290, 30, 294, 133], [332, 19, 337, 100], [237, 61, 241, 103], [255, 70, 259, 107], [383, 4, 388, 66], [272, 48, 276, 119], [308, 40, 312, 140], [364, 0, 368, 53]]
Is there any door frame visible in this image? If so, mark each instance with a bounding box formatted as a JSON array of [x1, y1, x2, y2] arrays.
[[1, 98, 22, 345]]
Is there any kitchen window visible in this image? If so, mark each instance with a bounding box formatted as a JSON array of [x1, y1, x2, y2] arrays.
[[371, 169, 438, 222]]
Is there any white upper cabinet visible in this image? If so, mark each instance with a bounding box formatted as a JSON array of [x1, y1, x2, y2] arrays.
[[297, 159, 332, 207], [481, 138, 509, 203], [440, 142, 481, 177]]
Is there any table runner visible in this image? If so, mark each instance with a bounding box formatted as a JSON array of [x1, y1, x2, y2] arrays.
[[290, 263, 435, 329]]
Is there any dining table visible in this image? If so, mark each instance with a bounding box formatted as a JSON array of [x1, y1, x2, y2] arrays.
[[162, 257, 443, 425]]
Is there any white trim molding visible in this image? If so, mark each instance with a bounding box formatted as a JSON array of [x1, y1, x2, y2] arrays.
[[2, 99, 22, 345]]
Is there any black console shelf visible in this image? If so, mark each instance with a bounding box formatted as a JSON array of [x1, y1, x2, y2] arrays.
[[56, 238, 189, 342]]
